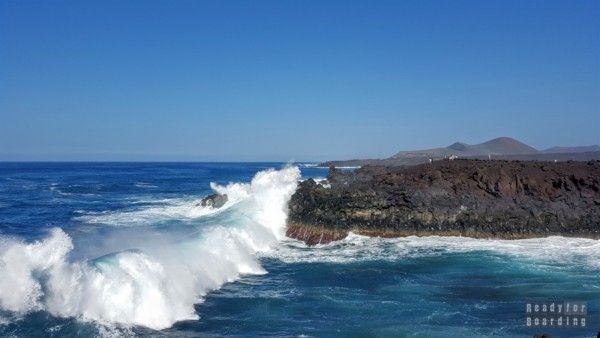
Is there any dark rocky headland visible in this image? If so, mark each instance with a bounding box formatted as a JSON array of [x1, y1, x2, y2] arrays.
[[287, 159, 600, 245]]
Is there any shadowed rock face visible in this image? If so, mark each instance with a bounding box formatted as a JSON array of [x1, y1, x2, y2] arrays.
[[287, 159, 600, 245]]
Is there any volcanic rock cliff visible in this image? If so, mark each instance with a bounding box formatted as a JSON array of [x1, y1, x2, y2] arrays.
[[287, 160, 600, 245]]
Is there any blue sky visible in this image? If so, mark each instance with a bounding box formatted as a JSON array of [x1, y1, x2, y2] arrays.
[[1, 0, 598, 161]]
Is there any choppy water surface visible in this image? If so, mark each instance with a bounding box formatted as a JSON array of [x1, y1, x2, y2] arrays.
[[0, 163, 598, 337]]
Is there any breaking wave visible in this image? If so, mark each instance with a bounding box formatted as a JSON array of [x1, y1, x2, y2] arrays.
[[0, 166, 300, 330]]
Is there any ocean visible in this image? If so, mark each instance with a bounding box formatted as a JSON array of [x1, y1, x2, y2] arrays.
[[0, 162, 598, 337]]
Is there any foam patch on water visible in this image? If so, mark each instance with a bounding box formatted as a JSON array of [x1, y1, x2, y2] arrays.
[[272, 233, 600, 269], [134, 182, 158, 189], [0, 166, 300, 330]]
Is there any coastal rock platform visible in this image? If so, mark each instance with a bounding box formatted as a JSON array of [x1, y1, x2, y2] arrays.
[[287, 160, 600, 245]]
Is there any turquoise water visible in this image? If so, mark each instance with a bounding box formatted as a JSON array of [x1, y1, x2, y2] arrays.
[[0, 163, 598, 337]]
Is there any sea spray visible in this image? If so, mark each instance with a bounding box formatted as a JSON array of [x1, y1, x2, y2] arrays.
[[0, 166, 300, 330]]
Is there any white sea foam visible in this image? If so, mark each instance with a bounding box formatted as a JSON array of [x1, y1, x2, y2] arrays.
[[271, 233, 600, 269], [134, 182, 158, 189], [297, 163, 318, 168], [49, 184, 72, 196], [0, 166, 300, 330]]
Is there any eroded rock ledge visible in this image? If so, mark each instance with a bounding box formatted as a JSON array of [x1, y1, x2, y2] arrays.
[[287, 160, 600, 245]]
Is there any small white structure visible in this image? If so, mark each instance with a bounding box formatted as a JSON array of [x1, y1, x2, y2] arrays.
[[449, 154, 458, 161]]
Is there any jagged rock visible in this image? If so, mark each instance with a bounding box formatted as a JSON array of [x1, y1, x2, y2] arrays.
[[200, 193, 228, 208], [287, 159, 600, 245]]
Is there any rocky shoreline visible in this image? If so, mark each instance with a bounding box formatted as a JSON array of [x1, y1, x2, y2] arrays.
[[287, 159, 600, 245]]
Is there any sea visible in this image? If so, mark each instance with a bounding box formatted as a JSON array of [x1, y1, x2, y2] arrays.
[[0, 162, 598, 337]]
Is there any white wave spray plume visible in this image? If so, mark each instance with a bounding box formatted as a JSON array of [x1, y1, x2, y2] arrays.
[[0, 166, 300, 330]]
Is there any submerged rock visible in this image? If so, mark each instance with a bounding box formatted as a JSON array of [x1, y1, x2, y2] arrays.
[[200, 193, 228, 208], [287, 159, 600, 245]]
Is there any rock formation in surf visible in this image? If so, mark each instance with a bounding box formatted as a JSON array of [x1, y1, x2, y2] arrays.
[[200, 193, 228, 208], [287, 159, 600, 245]]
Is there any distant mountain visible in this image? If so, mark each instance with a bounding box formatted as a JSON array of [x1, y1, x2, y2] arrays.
[[391, 137, 537, 159], [321, 137, 600, 167], [467, 151, 600, 162], [542, 145, 600, 154]]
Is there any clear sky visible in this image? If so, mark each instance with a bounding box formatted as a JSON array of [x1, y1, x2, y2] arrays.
[[1, 0, 598, 161]]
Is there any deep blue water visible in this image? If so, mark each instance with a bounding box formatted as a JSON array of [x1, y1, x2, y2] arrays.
[[0, 162, 598, 337]]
